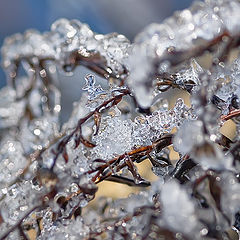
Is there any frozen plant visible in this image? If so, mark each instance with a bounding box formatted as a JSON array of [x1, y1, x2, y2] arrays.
[[0, 0, 240, 239]]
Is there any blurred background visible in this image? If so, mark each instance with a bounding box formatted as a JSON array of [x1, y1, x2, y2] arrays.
[[0, 0, 194, 87]]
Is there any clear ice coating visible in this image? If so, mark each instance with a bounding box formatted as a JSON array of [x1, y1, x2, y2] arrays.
[[50, 18, 86, 61], [2, 0, 240, 107], [92, 114, 133, 160], [96, 33, 131, 74], [64, 138, 90, 177], [19, 115, 59, 153], [173, 119, 234, 170], [105, 192, 150, 218], [38, 215, 90, 240], [82, 74, 106, 101], [127, 52, 154, 108]]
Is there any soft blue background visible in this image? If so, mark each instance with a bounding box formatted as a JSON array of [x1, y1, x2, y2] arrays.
[[0, 0, 194, 87]]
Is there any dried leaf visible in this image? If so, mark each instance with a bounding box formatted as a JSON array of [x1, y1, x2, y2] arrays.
[[62, 147, 69, 163], [80, 135, 96, 148], [125, 155, 148, 185], [0, 213, 3, 225], [93, 111, 101, 136]]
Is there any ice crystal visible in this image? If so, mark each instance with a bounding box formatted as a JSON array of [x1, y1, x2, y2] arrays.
[[82, 74, 107, 110]]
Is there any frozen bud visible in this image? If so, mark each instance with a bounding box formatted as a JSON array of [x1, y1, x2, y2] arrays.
[[97, 33, 131, 74]]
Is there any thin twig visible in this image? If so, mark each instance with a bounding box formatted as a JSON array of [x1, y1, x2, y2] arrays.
[[221, 109, 240, 121], [0, 205, 40, 240]]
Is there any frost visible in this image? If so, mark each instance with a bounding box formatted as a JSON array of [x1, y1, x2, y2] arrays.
[[39, 215, 90, 240], [93, 99, 194, 160], [175, 59, 203, 90], [92, 114, 133, 160], [64, 139, 90, 177]]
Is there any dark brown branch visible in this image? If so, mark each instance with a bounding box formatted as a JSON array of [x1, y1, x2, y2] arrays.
[[50, 88, 130, 170], [104, 175, 150, 187], [59, 134, 172, 206], [67, 50, 128, 85]]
